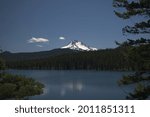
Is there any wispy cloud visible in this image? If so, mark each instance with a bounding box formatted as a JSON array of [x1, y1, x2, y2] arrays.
[[36, 45, 43, 47], [59, 36, 65, 40], [28, 37, 49, 43]]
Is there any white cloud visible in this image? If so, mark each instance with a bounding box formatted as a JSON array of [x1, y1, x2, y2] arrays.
[[28, 37, 49, 43], [36, 45, 43, 47], [59, 36, 65, 40]]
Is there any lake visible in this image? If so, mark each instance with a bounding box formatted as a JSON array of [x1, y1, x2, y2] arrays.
[[7, 70, 133, 100]]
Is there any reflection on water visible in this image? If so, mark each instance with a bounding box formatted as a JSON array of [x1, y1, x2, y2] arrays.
[[62, 81, 83, 91], [60, 81, 83, 96], [7, 70, 132, 100], [45, 81, 84, 97]]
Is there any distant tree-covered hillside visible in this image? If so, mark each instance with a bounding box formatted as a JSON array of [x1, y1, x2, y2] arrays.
[[2, 48, 132, 70]]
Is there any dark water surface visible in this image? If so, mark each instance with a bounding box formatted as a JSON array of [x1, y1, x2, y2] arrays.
[[7, 70, 132, 100]]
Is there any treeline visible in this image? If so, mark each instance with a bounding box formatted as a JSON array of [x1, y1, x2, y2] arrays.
[[0, 58, 5, 70], [4, 48, 133, 71]]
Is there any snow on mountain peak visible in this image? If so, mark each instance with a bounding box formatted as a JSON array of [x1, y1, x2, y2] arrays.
[[61, 40, 98, 51]]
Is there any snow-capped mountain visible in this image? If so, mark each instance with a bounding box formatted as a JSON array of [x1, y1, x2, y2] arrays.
[[61, 40, 98, 51]]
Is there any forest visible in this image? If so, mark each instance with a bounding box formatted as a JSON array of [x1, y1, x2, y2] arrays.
[[1, 47, 131, 71]]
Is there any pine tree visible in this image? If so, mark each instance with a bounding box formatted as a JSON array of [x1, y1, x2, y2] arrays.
[[113, 0, 150, 99]]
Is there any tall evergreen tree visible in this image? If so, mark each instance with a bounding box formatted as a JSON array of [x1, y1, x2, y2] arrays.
[[113, 0, 150, 99]]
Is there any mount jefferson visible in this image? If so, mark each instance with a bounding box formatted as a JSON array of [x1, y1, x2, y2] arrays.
[[61, 40, 97, 51]]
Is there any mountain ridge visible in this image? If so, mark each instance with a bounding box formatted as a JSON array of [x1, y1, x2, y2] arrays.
[[1, 48, 78, 61]]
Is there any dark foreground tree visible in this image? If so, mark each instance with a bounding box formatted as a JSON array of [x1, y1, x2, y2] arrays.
[[113, 0, 150, 99], [0, 73, 44, 99]]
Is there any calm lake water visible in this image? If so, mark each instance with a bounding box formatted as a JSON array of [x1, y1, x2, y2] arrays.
[[7, 70, 133, 100]]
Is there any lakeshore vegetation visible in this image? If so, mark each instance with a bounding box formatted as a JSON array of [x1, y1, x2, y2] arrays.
[[0, 52, 44, 99]]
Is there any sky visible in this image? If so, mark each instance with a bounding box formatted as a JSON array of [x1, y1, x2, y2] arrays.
[[0, 0, 138, 52]]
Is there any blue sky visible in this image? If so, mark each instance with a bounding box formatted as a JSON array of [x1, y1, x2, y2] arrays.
[[0, 0, 135, 52]]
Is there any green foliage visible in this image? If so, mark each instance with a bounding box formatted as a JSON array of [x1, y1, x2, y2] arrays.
[[0, 48, 6, 70], [126, 83, 150, 99], [3, 49, 129, 71], [117, 42, 150, 99], [0, 58, 6, 70], [113, 0, 150, 18], [114, 0, 150, 99], [0, 73, 44, 99], [113, 0, 150, 34]]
